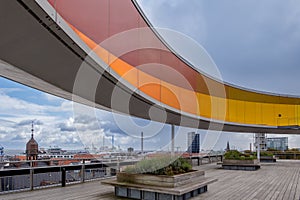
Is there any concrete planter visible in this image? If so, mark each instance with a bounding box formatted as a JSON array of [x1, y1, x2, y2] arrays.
[[222, 159, 260, 171], [222, 159, 259, 165], [260, 156, 276, 163], [103, 170, 217, 199], [117, 170, 205, 188]]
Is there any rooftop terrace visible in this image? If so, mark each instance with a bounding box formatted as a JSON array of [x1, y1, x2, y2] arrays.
[[1, 160, 299, 200]]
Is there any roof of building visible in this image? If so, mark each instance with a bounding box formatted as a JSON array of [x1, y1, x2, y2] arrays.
[[26, 134, 38, 148]]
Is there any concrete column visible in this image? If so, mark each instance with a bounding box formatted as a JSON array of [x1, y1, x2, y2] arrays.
[[141, 132, 144, 155], [61, 167, 66, 187], [117, 157, 120, 172], [257, 134, 261, 162], [171, 125, 175, 155], [29, 161, 33, 191], [81, 160, 85, 183]]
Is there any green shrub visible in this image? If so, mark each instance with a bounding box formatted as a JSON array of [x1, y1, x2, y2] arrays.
[[123, 156, 192, 176], [267, 148, 279, 152], [253, 152, 273, 157], [224, 150, 257, 160], [244, 150, 252, 154], [224, 150, 241, 160]]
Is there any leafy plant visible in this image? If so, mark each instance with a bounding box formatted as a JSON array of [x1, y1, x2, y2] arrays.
[[123, 156, 192, 176], [224, 150, 257, 160], [253, 152, 273, 157]]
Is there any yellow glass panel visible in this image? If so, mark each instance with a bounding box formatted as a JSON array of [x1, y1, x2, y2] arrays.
[[236, 100, 245, 124], [245, 101, 255, 124], [261, 103, 275, 125], [228, 99, 237, 123], [210, 96, 220, 120], [255, 103, 262, 125], [197, 93, 211, 118], [296, 105, 300, 125], [287, 105, 296, 126], [218, 97, 227, 121]]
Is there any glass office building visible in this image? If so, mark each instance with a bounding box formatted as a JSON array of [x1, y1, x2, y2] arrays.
[[187, 132, 200, 153], [267, 137, 288, 151]]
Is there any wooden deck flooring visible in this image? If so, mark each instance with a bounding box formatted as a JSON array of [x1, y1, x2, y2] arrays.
[[0, 160, 299, 200]]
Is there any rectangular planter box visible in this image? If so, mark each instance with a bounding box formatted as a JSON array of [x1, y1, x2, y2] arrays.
[[222, 159, 260, 171], [222, 159, 259, 165], [260, 156, 276, 163], [114, 185, 208, 200], [117, 170, 205, 188], [102, 170, 217, 200]]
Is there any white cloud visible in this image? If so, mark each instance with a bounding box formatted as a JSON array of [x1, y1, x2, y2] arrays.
[[0, 91, 76, 149], [0, 88, 23, 94], [0, 92, 70, 117], [42, 93, 61, 102], [1, 82, 300, 151], [138, 0, 207, 42]]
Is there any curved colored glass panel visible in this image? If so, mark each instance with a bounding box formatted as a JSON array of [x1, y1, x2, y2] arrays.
[[46, 0, 300, 127]]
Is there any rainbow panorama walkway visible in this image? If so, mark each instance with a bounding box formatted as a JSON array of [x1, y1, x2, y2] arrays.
[[0, 160, 299, 200]]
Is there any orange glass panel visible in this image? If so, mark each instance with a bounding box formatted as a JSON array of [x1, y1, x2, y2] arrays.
[[138, 70, 161, 101], [139, 84, 161, 102], [161, 82, 180, 110], [178, 88, 198, 115]]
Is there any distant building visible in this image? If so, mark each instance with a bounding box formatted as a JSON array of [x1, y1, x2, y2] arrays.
[[254, 133, 267, 151], [187, 132, 200, 153], [225, 141, 230, 152], [267, 137, 288, 151], [0, 145, 4, 162], [26, 122, 38, 166]]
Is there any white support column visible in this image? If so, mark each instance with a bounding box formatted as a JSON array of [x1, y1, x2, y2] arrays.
[[256, 133, 262, 162], [257, 137, 260, 162], [171, 125, 175, 156], [141, 132, 144, 155]]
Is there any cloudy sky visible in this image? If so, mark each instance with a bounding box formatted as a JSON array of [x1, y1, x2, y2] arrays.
[[1, 0, 300, 152]]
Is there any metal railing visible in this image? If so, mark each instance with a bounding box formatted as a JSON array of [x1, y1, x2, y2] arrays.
[[0, 155, 223, 194], [0, 159, 138, 194]]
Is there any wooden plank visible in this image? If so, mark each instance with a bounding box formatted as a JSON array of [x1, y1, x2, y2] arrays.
[[294, 165, 300, 200], [260, 166, 286, 200], [282, 167, 297, 200], [1, 160, 300, 200]]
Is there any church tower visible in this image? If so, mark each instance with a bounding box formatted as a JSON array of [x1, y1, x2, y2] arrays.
[[26, 121, 38, 166], [226, 141, 230, 152]]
